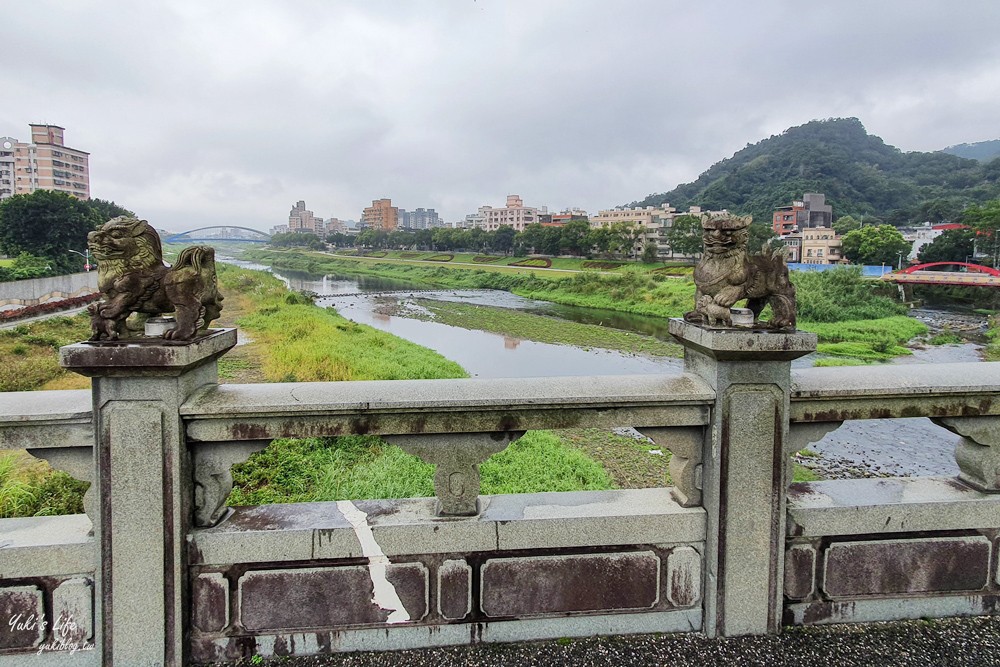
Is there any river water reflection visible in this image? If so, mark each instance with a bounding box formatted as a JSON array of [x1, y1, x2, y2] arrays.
[[226, 260, 988, 476]]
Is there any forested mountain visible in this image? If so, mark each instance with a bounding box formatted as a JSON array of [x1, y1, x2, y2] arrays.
[[631, 118, 1000, 225], [941, 139, 1000, 163]]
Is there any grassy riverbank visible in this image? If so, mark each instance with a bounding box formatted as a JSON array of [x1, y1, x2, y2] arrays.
[[246, 248, 927, 363], [220, 266, 467, 381], [0, 315, 92, 391], [408, 298, 683, 357], [987, 315, 1000, 361]]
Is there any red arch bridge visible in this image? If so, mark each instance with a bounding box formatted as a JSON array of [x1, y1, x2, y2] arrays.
[[880, 262, 1000, 288]]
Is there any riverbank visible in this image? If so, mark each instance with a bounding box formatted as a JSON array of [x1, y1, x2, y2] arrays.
[[398, 298, 683, 358], [246, 248, 928, 364]]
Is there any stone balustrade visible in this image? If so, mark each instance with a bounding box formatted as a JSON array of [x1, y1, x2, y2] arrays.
[[0, 322, 998, 665]]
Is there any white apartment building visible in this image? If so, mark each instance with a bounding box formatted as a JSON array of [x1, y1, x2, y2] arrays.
[[480, 195, 541, 232], [591, 204, 704, 258]]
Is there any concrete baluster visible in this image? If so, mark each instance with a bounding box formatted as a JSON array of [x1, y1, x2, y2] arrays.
[[60, 329, 237, 667], [669, 319, 816, 637], [388, 431, 525, 516], [637, 426, 705, 507], [933, 416, 1000, 492]]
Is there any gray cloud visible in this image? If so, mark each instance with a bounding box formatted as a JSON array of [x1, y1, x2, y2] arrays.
[[3, 0, 998, 231]]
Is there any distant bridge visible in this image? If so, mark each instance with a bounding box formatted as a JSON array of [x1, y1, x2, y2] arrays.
[[164, 226, 271, 244], [881, 262, 1000, 288]]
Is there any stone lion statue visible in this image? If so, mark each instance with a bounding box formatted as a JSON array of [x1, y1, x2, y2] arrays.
[[683, 212, 796, 329], [86, 217, 223, 341]]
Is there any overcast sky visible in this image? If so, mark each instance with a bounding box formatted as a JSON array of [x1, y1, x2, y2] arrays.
[[4, 1, 999, 232]]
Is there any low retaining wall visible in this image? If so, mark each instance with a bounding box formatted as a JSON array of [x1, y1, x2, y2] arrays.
[[0, 272, 97, 308]]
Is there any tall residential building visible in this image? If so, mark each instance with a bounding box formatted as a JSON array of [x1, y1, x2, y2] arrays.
[[398, 207, 441, 230], [362, 198, 399, 231], [0, 124, 90, 200], [288, 200, 325, 234], [772, 193, 832, 235], [480, 195, 540, 232]]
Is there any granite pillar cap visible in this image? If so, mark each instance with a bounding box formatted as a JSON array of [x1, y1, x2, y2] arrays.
[[669, 318, 816, 361], [59, 328, 237, 377]]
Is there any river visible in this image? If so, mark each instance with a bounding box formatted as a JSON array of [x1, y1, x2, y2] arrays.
[[224, 259, 991, 478]]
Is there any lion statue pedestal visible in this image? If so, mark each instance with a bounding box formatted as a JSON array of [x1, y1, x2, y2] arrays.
[[86, 216, 224, 341]]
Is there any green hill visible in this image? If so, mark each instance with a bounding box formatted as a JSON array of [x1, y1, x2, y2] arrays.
[[941, 139, 1000, 163], [632, 118, 1000, 225]]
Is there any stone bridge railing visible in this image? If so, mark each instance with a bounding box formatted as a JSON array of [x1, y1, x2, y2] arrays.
[[0, 320, 998, 666]]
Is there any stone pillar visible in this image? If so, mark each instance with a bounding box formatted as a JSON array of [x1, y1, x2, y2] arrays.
[[60, 329, 237, 667], [669, 319, 815, 637]]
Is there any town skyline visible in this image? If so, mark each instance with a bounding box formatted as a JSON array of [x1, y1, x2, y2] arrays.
[[3, 1, 998, 232]]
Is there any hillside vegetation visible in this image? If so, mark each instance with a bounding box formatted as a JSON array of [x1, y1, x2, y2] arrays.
[[632, 118, 1000, 226], [942, 139, 1000, 163]]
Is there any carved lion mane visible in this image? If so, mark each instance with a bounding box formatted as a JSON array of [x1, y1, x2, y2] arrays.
[[87, 217, 223, 340]]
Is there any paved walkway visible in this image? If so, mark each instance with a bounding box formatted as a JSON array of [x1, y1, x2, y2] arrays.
[[201, 616, 1000, 667]]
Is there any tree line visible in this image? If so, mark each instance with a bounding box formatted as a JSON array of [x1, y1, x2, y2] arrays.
[[278, 219, 675, 260], [0, 190, 134, 280]]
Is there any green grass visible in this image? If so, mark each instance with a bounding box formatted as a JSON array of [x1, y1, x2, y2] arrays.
[[228, 431, 615, 506], [816, 341, 912, 361], [0, 452, 87, 518], [220, 265, 467, 382], [801, 315, 927, 362], [412, 299, 682, 357], [793, 465, 822, 482], [986, 316, 1000, 361], [928, 331, 964, 345], [0, 315, 93, 391], [813, 357, 874, 367]]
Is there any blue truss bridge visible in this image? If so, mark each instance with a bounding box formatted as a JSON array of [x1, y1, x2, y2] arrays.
[[164, 226, 272, 244]]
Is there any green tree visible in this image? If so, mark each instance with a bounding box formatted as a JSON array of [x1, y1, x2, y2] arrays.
[[641, 242, 659, 263], [492, 226, 517, 255], [560, 219, 591, 256], [832, 215, 861, 236], [840, 225, 912, 267], [325, 231, 353, 248], [665, 214, 703, 257], [10, 252, 55, 279], [961, 199, 1000, 267], [747, 222, 776, 252], [272, 231, 322, 248], [585, 227, 612, 257], [84, 198, 135, 223], [0, 190, 102, 273], [608, 221, 641, 258], [917, 228, 976, 264], [516, 224, 545, 254]]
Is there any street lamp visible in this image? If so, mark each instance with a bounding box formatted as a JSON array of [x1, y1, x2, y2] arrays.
[[68, 248, 91, 271]]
